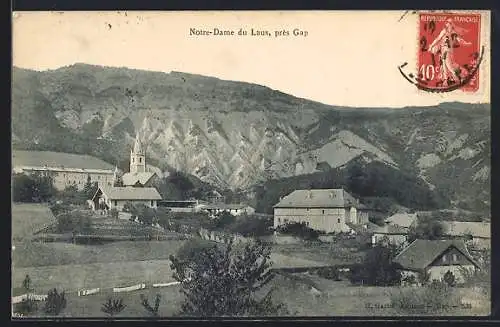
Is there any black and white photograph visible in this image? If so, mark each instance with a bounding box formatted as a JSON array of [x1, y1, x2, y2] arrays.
[[11, 11, 491, 318]]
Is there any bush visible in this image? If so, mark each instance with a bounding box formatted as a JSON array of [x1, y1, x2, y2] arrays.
[[348, 244, 401, 286], [391, 281, 461, 314], [408, 215, 445, 242], [13, 173, 56, 203], [50, 203, 72, 216], [101, 297, 126, 317], [443, 270, 456, 287], [211, 211, 236, 230], [277, 222, 319, 240], [56, 211, 93, 234], [317, 267, 341, 281], [109, 208, 119, 220], [227, 215, 273, 237], [175, 238, 217, 262], [140, 293, 161, 317], [44, 288, 67, 316]]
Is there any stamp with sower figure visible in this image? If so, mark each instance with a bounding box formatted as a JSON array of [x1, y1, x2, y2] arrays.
[[400, 12, 483, 93]]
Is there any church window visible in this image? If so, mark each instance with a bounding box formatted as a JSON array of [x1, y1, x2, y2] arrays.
[[442, 255, 447, 263], [452, 254, 457, 262], [322, 210, 325, 214], [337, 218, 340, 223], [139, 157, 142, 163], [114, 200, 117, 206]]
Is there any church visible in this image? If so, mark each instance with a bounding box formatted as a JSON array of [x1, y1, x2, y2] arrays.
[[120, 135, 161, 187], [90, 134, 162, 211]]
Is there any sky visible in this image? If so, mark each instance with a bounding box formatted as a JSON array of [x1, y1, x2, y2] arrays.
[[12, 11, 491, 108]]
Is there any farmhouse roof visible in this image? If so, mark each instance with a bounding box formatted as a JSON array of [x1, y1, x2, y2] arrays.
[[393, 239, 479, 271], [122, 172, 156, 186], [441, 221, 491, 239], [12, 150, 114, 171], [372, 224, 408, 235], [385, 213, 417, 228], [273, 188, 363, 209], [98, 185, 162, 200]]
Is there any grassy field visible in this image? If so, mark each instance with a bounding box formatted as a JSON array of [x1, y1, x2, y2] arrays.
[[12, 240, 186, 268], [12, 203, 56, 241], [12, 259, 177, 294], [261, 273, 490, 316], [272, 242, 367, 266], [14, 272, 490, 317], [14, 285, 184, 318]]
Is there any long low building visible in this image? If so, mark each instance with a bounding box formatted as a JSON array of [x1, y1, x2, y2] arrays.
[[91, 185, 162, 211], [441, 221, 491, 250], [12, 150, 115, 191]]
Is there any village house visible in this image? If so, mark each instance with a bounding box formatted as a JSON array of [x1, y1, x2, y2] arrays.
[[384, 213, 417, 231], [120, 135, 160, 187], [91, 185, 162, 211], [273, 188, 369, 233], [371, 224, 409, 247], [393, 239, 481, 284], [158, 200, 207, 213], [441, 221, 491, 250], [203, 203, 256, 218], [12, 150, 115, 191]]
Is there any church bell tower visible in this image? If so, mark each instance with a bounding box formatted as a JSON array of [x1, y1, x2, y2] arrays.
[[130, 134, 146, 174]]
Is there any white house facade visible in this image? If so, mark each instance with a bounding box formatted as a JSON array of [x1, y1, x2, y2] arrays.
[[273, 189, 369, 233]]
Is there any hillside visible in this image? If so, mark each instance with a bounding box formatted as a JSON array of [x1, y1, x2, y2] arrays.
[[12, 64, 490, 212]]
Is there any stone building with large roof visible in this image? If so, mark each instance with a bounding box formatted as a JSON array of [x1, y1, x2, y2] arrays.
[[273, 188, 369, 233]]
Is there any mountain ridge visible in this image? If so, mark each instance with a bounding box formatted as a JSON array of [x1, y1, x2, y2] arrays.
[[11, 64, 491, 212]]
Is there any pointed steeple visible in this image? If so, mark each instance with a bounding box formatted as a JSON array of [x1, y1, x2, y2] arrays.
[[133, 133, 144, 155]]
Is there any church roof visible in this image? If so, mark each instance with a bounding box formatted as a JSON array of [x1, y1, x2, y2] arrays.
[[97, 185, 162, 200], [12, 150, 114, 171], [122, 172, 156, 186]]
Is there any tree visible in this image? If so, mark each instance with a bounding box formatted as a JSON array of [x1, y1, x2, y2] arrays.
[[109, 208, 119, 220], [44, 288, 67, 316], [17, 274, 37, 316], [12, 173, 56, 203], [169, 240, 287, 317], [349, 243, 401, 286], [443, 270, 456, 287], [101, 297, 126, 317], [408, 216, 445, 242], [59, 184, 85, 204], [22, 274, 31, 292], [140, 293, 161, 317], [277, 222, 319, 240], [212, 211, 236, 230], [83, 175, 98, 200], [113, 175, 124, 187], [56, 211, 93, 234]]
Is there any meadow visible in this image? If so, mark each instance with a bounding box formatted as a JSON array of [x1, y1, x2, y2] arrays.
[[15, 272, 490, 317], [12, 203, 56, 241]]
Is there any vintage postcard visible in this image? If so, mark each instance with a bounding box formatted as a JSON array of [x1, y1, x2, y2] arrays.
[[11, 10, 491, 318]]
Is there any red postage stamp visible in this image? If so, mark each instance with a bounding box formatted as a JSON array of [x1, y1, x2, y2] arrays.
[[416, 12, 482, 92]]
